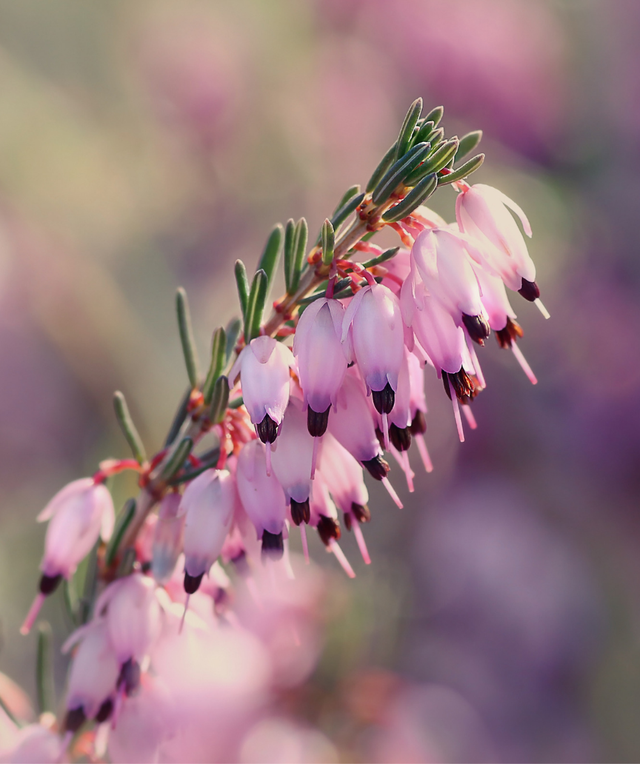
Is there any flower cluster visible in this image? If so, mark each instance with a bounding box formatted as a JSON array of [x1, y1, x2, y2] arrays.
[[16, 99, 549, 761]]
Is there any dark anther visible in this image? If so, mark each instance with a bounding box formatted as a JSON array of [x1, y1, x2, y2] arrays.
[[39, 573, 62, 596], [256, 414, 278, 444], [518, 278, 540, 302], [442, 370, 482, 405], [118, 658, 141, 696], [351, 503, 371, 524], [410, 410, 427, 435], [307, 405, 331, 438], [184, 570, 205, 594], [495, 317, 524, 349], [347, 361, 355, 368], [462, 313, 491, 345], [361, 455, 390, 481], [389, 423, 412, 452], [290, 498, 311, 526], [317, 516, 341, 546], [372, 382, 395, 415], [64, 706, 86, 733], [95, 698, 114, 723], [261, 530, 284, 560], [141, 561, 152, 574]]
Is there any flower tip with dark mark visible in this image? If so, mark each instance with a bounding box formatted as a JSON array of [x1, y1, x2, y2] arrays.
[[462, 313, 491, 345], [261, 530, 284, 560], [361, 455, 390, 481], [372, 382, 395, 415], [307, 405, 331, 438], [39, 573, 62, 596], [256, 414, 278, 444], [389, 423, 412, 452], [317, 516, 341, 546], [290, 498, 310, 526], [184, 570, 205, 595], [518, 278, 540, 302]]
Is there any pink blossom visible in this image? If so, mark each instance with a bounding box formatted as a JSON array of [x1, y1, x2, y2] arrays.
[[61, 621, 119, 728], [456, 183, 538, 298], [95, 573, 162, 694], [230, 336, 294, 444], [342, 282, 404, 415], [271, 398, 314, 526], [236, 439, 288, 559], [293, 297, 350, 437], [411, 227, 490, 344], [180, 468, 235, 593], [2, 723, 62, 763], [21, 478, 114, 635]]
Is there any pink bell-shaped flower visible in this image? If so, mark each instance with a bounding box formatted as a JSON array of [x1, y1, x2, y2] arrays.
[[180, 468, 235, 594], [21, 478, 115, 635], [95, 573, 162, 696], [342, 282, 404, 417], [271, 398, 314, 526], [293, 298, 350, 437], [411, 227, 490, 345], [455, 183, 538, 299], [327, 372, 388, 480], [236, 439, 288, 560], [229, 336, 294, 444], [151, 493, 185, 585], [62, 620, 120, 730]]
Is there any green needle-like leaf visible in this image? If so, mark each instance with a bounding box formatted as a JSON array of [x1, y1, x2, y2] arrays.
[[105, 498, 136, 568], [395, 98, 423, 160], [210, 375, 230, 424], [382, 174, 438, 222], [321, 219, 335, 266], [455, 130, 483, 161], [113, 391, 147, 464], [244, 269, 268, 343], [288, 218, 308, 295], [36, 622, 55, 715], [424, 105, 444, 128], [234, 260, 250, 322], [161, 436, 194, 481], [203, 327, 226, 405], [257, 224, 283, 292], [438, 153, 485, 185], [405, 138, 459, 186], [372, 142, 432, 205], [224, 317, 242, 362], [366, 142, 397, 193], [176, 287, 200, 389]]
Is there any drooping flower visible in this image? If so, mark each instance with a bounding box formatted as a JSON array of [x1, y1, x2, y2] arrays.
[[271, 398, 314, 526], [236, 439, 288, 559], [95, 573, 162, 695], [293, 297, 350, 437], [61, 620, 120, 730], [229, 336, 294, 444], [342, 282, 405, 417], [180, 468, 235, 594], [455, 183, 538, 299], [21, 478, 115, 635], [411, 227, 490, 344]]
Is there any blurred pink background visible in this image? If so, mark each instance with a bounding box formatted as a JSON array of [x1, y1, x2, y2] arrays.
[[1, 1, 640, 761]]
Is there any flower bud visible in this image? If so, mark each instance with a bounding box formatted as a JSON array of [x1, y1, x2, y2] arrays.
[[236, 440, 287, 559], [180, 468, 235, 593], [293, 298, 349, 437], [342, 283, 404, 415], [229, 336, 293, 444]]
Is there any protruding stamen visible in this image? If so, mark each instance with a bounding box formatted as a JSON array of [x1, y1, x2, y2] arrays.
[[446, 376, 465, 443], [353, 523, 371, 565], [300, 524, 309, 564], [402, 450, 415, 493], [381, 476, 403, 508], [381, 412, 390, 451], [511, 342, 538, 384], [534, 298, 550, 319], [265, 441, 272, 477], [179, 594, 190, 634], [311, 436, 320, 480], [466, 340, 486, 389], [461, 405, 478, 430], [20, 593, 46, 636], [328, 539, 356, 578], [282, 537, 295, 579], [416, 434, 434, 473]]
